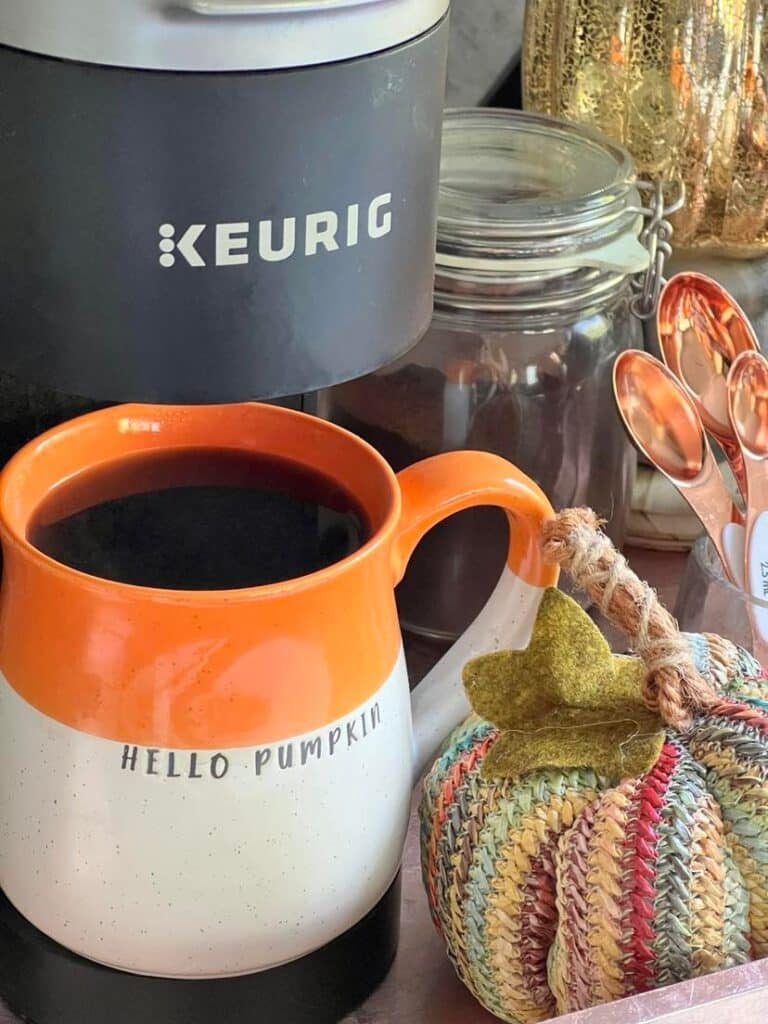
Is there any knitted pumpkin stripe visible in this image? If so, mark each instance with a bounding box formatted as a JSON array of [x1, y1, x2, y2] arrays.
[[710, 804, 768, 959], [484, 793, 577, 1021], [730, 842, 768, 958], [610, 776, 645, 997], [682, 704, 768, 956], [620, 746, 681, 992], [583, 785, 634, 1005], [420, 718, 494, 890], [464, 790, 543, 1016], [487, 845, 556, 1023], [705, 701, 768, 737], [464, 773, 599, 1021], [461, 798, 519, 1014], [443, 756, 524, 1012], [548, 740, 749, 1015], [420, 716, 493, 828], [438, 734, 501, 960], [651, 742, 701, 988], [484, 779, 601, 1022], [517, 849, 558, 1009], [735, 652, 764, 681], [421, 717, 493, 830], [448, 778, 504, 991], [550, 801, 599, 1014], [419, 721, 506, 995], [685, 793, 743, 976], [691, 740, 768, 797], [427, 730, 498, 933], [687, 800, 725, 972], [550, 780, 638, 1012]]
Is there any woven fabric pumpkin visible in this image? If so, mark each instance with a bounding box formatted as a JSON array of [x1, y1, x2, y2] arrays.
[[420, 510, 768, 1022]]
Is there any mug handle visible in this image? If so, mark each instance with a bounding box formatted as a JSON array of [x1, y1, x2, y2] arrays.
[[391, 451, 558, 780]]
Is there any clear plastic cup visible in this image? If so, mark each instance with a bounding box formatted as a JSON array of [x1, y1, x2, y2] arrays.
[[675, 535, 768, 662]]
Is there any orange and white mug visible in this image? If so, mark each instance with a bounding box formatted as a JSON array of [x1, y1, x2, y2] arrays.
[[0, 404, 556, 985]]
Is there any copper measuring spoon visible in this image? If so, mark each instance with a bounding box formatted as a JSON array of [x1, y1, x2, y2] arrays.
[[614, 350, 744, 586], [728, 351, 768, 661], [658, 272, 760, 503]]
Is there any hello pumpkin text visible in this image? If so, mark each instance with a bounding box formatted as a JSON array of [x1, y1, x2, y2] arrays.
[[119, 701, 382, 781]]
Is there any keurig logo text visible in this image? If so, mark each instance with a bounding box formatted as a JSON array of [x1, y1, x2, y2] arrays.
[[158, 193, 393, 268]]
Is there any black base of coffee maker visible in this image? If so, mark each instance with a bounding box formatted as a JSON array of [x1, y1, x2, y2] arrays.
[[0, 875, 400, 1024]]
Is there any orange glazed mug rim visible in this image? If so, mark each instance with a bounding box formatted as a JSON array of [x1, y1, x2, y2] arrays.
[[0, 402, 403, 604]]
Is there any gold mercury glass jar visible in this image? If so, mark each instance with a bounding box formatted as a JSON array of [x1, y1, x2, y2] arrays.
[[523, 0, 768, 257]]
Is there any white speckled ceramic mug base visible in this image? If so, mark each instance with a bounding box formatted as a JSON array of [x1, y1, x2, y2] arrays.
[[0, 656, 412, 978]]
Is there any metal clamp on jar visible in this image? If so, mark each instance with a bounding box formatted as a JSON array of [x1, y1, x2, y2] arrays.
[[318, 109, 671, 641]]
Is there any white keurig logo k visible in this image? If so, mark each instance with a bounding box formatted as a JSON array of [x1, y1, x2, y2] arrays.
[[158, 224, 206, 268], [158, 193, 393, 268]]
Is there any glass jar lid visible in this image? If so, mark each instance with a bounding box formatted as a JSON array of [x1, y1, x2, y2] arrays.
[[437, 109, 649, 275]]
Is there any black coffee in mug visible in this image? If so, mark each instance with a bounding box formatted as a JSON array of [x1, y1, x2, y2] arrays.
[[27, 448, 369, 589]]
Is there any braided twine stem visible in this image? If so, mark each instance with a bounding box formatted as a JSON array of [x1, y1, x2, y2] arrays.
[[542, 508, 717, 730]]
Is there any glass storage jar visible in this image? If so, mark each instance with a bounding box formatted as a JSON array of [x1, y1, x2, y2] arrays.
[[317, 109, 648, 641]]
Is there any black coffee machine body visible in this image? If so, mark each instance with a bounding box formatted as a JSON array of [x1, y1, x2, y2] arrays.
[[0, 0, 449, 402]]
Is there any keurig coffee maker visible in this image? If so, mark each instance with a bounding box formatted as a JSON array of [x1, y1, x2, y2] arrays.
[[0, 0, 449, 402], [0, 2, 450, 1022]]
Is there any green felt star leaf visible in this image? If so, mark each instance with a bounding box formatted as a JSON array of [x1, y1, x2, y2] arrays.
[[462, 588, 665, 784]]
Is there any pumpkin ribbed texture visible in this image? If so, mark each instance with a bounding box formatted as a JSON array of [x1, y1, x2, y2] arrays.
[[420, 638, 768, 1021]]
